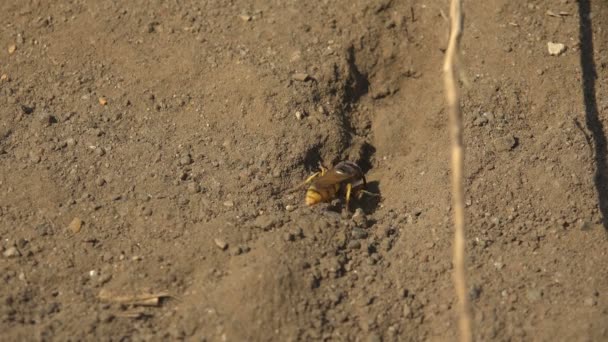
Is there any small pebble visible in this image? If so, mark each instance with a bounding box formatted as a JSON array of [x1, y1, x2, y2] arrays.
[[352, 208, 368, 227], [253, 215, 276, 230], [187, 182, 201, 193], [238, 14, 252, 21], [295, 111, 304, 120], [66, 138, 76, 147], [98, 97, 108, 106], [95, 147, 105, 156], [21, 105, 34, 114], [3, 246, 20, 258], [96, 177, 106, 186], [577, 219, 592, 231], [68, 217, 83, 234], [290, 227, 303, 238], [473, 116, 489, 126], [367, 333, 382, 342], [285, 204, 296, 212], [214, 238, 228, 250], [292, 73, 310, 81], [100, 312, 115, 323], [142, 207, 153, 216], [230, 246, 242, 256], [335, 231, 347, 247], [98, 273, 112, 285], [179, 154, 193, 166], [526, 288, 543, 302], [29, 153, 41, 163], [584, 297, 597, 307], [35, 223, 51, 236], [470, 285, 482, 300], [403, 303, 412, 318], [8, 44, 16, 54], [284, 232, 295, 242], [223, 200, 234, 207], [351, 228, 368, 240], [38, 112, 56, 126], [547, 42, 566, 56], [347, 240, 361, 250]]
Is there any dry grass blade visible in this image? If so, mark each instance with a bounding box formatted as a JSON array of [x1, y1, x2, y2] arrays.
[[442, 0, 472, 342]]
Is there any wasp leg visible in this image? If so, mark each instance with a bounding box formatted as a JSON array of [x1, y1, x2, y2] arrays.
[[288, 171, 322, 193], [304, 171, 322, 184], [345, 182, 352, 209], [357, 190, 380, 199], [289, 165, 329, 193], [359, 190, 380, 198], [318, 165, 328, 176]]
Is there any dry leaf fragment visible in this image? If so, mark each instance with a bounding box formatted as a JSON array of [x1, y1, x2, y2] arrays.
[[546, 10, 570, 17], [98, 289, 171, 307], [115, 308, 149, 319]]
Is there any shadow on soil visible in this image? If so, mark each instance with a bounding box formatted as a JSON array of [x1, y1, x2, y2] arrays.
[[578, 0, 608, 233], [358, 180, 382, 215]]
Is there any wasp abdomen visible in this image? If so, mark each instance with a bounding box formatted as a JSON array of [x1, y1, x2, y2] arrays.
[[305, 184, 340, 205]]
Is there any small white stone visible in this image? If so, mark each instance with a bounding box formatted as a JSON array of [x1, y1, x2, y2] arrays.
[[547, 42, 566, 56]]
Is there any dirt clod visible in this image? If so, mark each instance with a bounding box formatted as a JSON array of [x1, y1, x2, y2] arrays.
[[493, 134, 517, 152]]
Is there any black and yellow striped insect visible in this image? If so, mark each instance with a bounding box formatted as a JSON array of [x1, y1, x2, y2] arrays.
[[296, 161, 374, 209]]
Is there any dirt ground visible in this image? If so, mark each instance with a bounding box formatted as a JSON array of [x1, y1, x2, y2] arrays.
[[1, 0, 608, 341]]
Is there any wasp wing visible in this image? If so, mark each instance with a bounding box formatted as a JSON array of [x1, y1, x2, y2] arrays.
[[311, 169, 356, 187]]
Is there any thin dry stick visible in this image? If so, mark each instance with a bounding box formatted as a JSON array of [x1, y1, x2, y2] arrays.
[[442, 0, 472, 342]]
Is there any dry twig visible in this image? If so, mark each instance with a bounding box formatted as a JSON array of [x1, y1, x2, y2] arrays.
[[442, 0, 472, 341]]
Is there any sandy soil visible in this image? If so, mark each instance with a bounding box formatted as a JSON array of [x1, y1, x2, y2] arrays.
[[1, 0, 608, 341]]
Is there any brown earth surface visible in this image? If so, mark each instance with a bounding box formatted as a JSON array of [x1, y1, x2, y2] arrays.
[[2, 0, 608, 341]]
